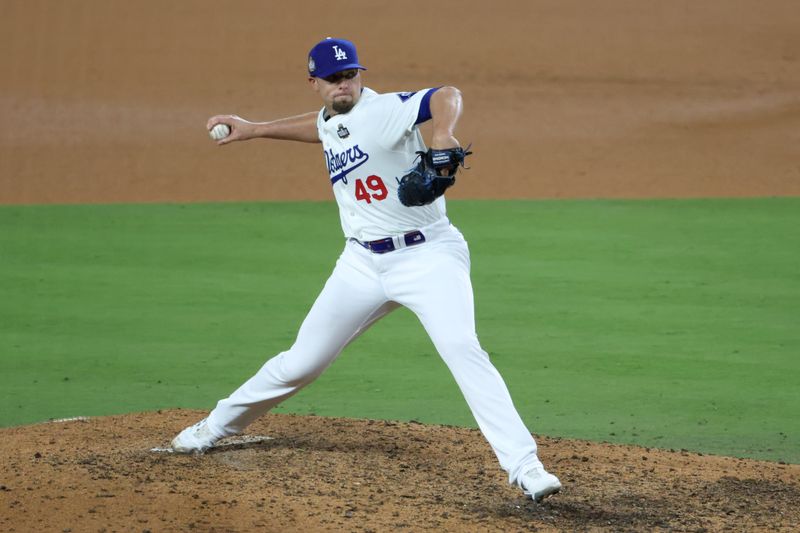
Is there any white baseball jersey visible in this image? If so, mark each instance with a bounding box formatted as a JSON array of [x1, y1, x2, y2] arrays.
[[316, 87, 445, 241]]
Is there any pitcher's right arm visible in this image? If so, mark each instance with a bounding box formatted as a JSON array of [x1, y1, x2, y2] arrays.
[[207, 112, 320, 145]]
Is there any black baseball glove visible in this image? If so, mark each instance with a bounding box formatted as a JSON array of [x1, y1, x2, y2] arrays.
[[397, 146, 472, 207]]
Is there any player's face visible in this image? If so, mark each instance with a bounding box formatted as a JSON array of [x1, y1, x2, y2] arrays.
[[309, 69, 362, 115]]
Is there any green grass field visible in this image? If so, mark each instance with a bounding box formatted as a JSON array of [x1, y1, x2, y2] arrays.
[[1, 198, 797, 462]]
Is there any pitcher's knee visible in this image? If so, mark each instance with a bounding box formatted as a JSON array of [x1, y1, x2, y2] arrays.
[[434, 336, 488, 363], [265, 350, 331, 387]]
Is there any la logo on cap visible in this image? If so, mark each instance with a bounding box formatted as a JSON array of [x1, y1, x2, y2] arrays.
[[307, 38, 366, 78]]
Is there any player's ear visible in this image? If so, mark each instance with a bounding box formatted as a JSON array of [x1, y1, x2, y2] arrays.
[[308, 77, 320, 93]]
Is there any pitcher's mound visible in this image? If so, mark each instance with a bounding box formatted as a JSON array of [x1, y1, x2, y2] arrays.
[[2, 409, 798, 532]]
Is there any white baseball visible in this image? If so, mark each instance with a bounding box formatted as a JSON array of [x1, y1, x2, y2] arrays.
[[209, 123, 231, 140]]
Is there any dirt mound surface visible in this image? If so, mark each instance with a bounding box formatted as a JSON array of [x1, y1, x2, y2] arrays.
[[2, 410, 798, 532]]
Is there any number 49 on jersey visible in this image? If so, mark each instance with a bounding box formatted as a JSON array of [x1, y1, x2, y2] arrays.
[[354, 175, 388, 204]]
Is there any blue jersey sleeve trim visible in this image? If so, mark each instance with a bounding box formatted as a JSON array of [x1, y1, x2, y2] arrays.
[[414, 87, 441, 125]]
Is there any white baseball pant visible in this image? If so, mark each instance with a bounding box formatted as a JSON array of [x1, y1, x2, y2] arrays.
[[206, 217, 543, 483]]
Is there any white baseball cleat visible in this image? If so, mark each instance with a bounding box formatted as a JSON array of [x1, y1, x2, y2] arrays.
[[518, 465, 562, 503], [171, 418, 219, 454]]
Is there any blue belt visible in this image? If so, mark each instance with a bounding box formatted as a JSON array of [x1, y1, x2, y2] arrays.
[[355, 230, 426, 254]]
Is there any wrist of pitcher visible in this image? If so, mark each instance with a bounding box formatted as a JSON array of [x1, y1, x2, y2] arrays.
[[430, 132, 459, 150]]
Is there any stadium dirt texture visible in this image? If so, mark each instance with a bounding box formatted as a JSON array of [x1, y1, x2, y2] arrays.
[[2, 0, 799, 531], [2, 411, 799, 532]]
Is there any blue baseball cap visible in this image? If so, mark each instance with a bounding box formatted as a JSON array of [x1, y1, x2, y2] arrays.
[[308, 38, 367, 78]]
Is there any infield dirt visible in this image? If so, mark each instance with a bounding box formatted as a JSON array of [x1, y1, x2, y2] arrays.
[[1, 1, 799, 531], [1, 0, 799, 204]]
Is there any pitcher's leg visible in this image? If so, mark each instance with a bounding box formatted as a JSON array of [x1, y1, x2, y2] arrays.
[[207, 249, 392, 436], [394, 237, 544, 484], [422, 312, 542, 483]]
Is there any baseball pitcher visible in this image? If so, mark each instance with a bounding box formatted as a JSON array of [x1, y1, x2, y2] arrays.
[[171, 37, 561, 503]]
